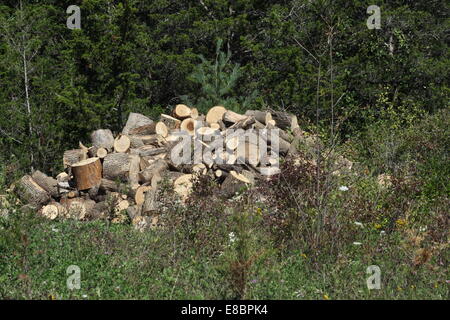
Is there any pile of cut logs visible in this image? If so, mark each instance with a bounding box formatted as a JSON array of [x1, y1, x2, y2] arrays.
[[14, 105, 304, 230]]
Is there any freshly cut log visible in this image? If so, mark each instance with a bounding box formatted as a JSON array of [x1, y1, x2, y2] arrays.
[[129, 122, 168, 137], [196, 127, 218, 137], [222, 110, 248, 124], [190, 108, 199, 120], [71, 157, 102, 191], [228, 116, 256, 130], [41, 202, 67, 220], [160, 114, 181, 130], [173, 174, 194, 201], [116, 200, 129, 213], [103, 153, 131, 181], [91, 129, 115, 151], [134, 185, 152, 205], [244, 110, 272, 125], [56, 172, 70, 183], [206, 106, 227, 124], [122, 112, 154, 135], [63, 149, 87, 169], [16, 175, 50, 206], [96, 147, 108, 159], [173, 104, 192, 119], [41, 204, 58, 220], [32, 170, 59, 198], [66, 199, 89, 220], [128, 155, 141, 189], [88, 146, 108, 159], [114, 135, 131, 153], [180, 118, 196, 135], [139, 159, 168, 184]]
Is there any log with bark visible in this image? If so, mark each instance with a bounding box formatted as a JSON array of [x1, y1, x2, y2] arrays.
[[102, 153, 131, 181], [71, 157, 103, 191], [16, 175, 50, 206], [32, 170, 59, 198], [91, 129, 115, 151], [122, 113, 154, 135]]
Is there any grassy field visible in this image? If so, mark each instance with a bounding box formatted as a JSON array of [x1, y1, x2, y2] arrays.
[[0, 109, 448, 300]]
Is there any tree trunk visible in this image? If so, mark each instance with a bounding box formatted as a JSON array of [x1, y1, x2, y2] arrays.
[[122, 112, 154, 135], [17, 175, 50, 206], [91, 129, 115, 151], [102, 153, 131, 181], [32, 170, 59, 198], [71, 157, 103, 191]]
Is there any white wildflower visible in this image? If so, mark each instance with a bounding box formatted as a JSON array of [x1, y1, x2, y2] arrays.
[[354, 222, 363, 227], [339, 186, 349, 191], [229, 232, 236, 244], [353, 242, 362, 246]]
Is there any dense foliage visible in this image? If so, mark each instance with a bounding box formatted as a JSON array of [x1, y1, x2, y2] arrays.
[[0, 0, 448, 178]]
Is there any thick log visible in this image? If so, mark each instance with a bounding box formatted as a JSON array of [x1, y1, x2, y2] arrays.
[[139, 159, 168, 184], [88, 146, 108, 159], [114, 134, 131, 153], [41, 202, 67, 220], [103, 153, 131, 181], [244, 110, 272, 125], [270, 111, 297, 131], [129, 122, 168, 137], [91, 129, 115, 151], [180, 118, 196, 135], [63, 149, 87, 169], [16, 175, 50, 206], [206, 106, 227, 124], [173, 104, 192, 119], [71, 157, 103, 191], [122, 113, 154, 135], [32, 170, 59, 198], [222, 110, 248, 124]]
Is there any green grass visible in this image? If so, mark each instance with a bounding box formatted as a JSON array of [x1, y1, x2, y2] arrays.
[[0, 209, 447, 300]]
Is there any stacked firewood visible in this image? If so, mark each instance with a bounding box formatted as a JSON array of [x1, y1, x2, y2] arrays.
[[14, 105, 304, 230]]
